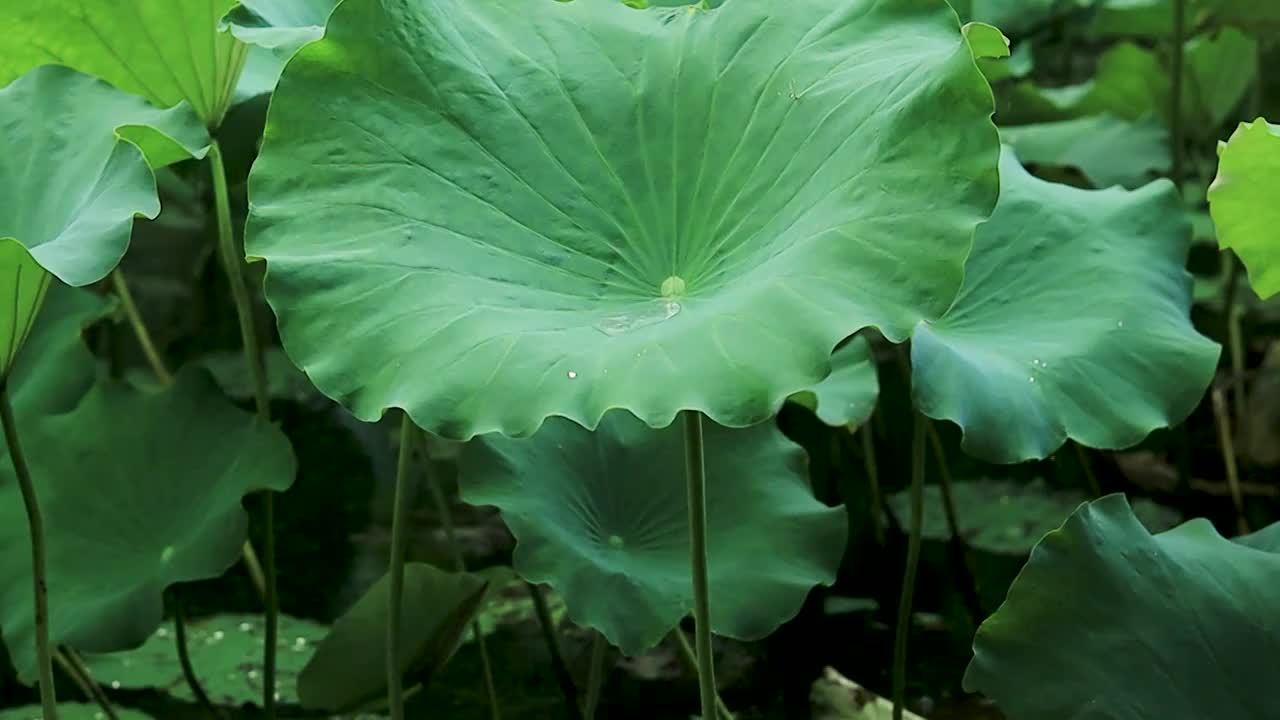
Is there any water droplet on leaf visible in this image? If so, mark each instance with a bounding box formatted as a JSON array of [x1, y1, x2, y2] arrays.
[[595, 300, 682, 336]]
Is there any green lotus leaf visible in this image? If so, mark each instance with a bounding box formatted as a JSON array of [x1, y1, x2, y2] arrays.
[[246, 0, 1000, 439], [911, 149, 1220, 463], [1001, 43, 1167, 124], [1, 66, 209, 287], [298, 563, 488, 712], [1199, 0, 1280, 33], [1183, 27, 1257, 131], [1, 0, 248, 127], [0, 241, 52, 382], [458, 411, 847, 655], [1000, 115, 1169, 188], [884, 478, 1180, 556], [84, 613, 327, 706], [1090, 0, 1177, 37], [1208, 120, 1280, 298], [963, 22, 1010, 59], [0, 367, 296, 682], [788, 335, 879, 428], [222, 0, 340, 51], [963, 494, 1280, 719], [0, 706, 154, 720], [3, 284, 112, 420], [956, 0, 1069, 35]]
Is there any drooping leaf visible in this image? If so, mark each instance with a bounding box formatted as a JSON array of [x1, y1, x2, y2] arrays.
[[964, 494, 1280, 720], [1000, 116, 1169, 188], [788, 335, 879, 428], [84, 613, 327, 706], [246, 0, 1000, 439], [0, 706, 154, 720], [458, 411, 847, 655], [222, 0, 340, 50], [0, 66, 209, 287], [0, 0, 248, 127], [0, 368, 296, 682], [1208, 119, 1280, 298], [884, 478, 1180, 556], [0, 241, 51, 381], [298, 563, 488, 712], [911, 149, 1219, 463], [2, 284, 112, 420]]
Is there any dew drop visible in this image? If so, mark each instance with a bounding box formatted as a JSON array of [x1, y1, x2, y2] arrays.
[[212, 630, 225, 641], [248, 670, 259, 680], [567, 370, 578, 379], [595, 300, 682, 336], [1028, 376, 1036, 383], [156, 627, 169, 638], [1117, 320, 1125, 328], [239, 621, 253, 632], [111, 681, 121, 690]]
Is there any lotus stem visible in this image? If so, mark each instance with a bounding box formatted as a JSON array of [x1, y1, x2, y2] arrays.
[[110, 270, 172, 386], [1211, 387, 1250, 534], [1074, 442, 1102, 497], [174, 599, 226, 720], [924, 421, 961, 542], [892, 413, 927, 720], [53, 648, 116, 720], [1170, 0, 1186, 186], [852, 423, 885, 546], [208, 138, 278, 720], [387, 413, 417, 720], [681, 410, 718, 720], [414, 433, 502, 719], [583, 632, 608, 719], [527, 583, 582, 720], [671, 628, 733, 720], [0, 383, 58, 720]]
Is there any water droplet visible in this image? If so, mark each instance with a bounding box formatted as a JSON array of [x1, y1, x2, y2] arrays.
[[294, 636, 308, 647], [248, 670, 259, 680], [212, 630, 225, 642], [1116, 320, 1125, 328], [595, 300, 682, 337], [608, 535, 625, 548], [160, 545, 175, 563], [155, 627, 169, 638], [1028, 376, 1036, 383], [111, 681, 121, 690], [567, 370, 578, 379], [239, 622, 253, 632]]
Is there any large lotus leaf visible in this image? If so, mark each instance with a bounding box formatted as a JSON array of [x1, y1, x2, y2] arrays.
[[884, 478, 1180, 556], [0, 706, 153, 720], [246, 0, 1000, 439], [0, 241, 51, 381], [458, 410, 847, 655], [1, 0, 247, 127], [0, 368, 296, 682], [911, 149, 1219, 463], [298, 563, 488, 712], [1000, 116, 1169, 189], [1208, 120, 1280, 298], [788, 335, 879, 428], [0, 66, 209, 287], [3, 284, 112, 420], [84, 613, 327, 706], [963, 494, 1280, 719]]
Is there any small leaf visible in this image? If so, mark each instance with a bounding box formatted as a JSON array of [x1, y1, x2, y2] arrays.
[[0, 368, 296, 682], [963, 22, 1011, 59], [298, 563, 489, 712], [964, 494, 1280, 720], [1000, 115, 1169, 188], [458, 411, 847, 655], [0, 66, 209, 287], [788, 335, 879, 428], [221, 0, 340, 51], [1208, 119, 1280, 298], [912, 148, 1219, 463]]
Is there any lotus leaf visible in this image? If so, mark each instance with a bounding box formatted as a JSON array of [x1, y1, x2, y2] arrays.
[[911, 149, 1219, 463], [245, 0, 1000, 438], [788, 335, 879, 428], [458, 410, 847, 655], [0, 242, 51, 382], [0, 66, 209, 287], [964, 494, 1280, 719], [1208, 120, 1280, 298], [1, 0, 247, 126], [0, 368, 295, 682], [221, 0, 340, 51], [1000, 115, 1169, 188]]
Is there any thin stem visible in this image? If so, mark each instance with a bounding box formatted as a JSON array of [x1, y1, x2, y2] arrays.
[[174, 601, 226, 720], [110, 270, 172, 386], [892, 413, 927, 720], [1211, 387, 1250, 534], [54, 649, 116, 720], [527, 583, 582, 720], [1, 384, 58, 720], [671, 628, 733, 720], [209, 139, 277, 720], [1074, 442, 1102, 498], [853, 423, 885, 546], [682, 410, 717, 720], [924, 422, 960, 542], [387, 414, 416, 720], [1226, 287, 1248, 443], [1170, 0, 1186, 186], [414, 434, 501, 720], [582, 632, 608, 720]]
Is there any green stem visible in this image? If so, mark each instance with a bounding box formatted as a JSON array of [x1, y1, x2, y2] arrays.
[[1211, 388, 1250, 535], [1, 384, 58, 720], [387, 414, 416, 720], [892, 414, 927, 720], [583, 632, 608, 720], [110, 270, 172, 386], [671, 628, 733, 720], [414, 434, 502, 719], [682, 410, 717, 720], [1170, 0, 1186, 187], [208, 138, 277, 720], [853, 423, 885, 546], [174, 600, 226, 720], [54, 649, 116, 720], [1074, 442, 1102, 498], [527, 583, 582, 720], [924, 422, 960, 542]]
